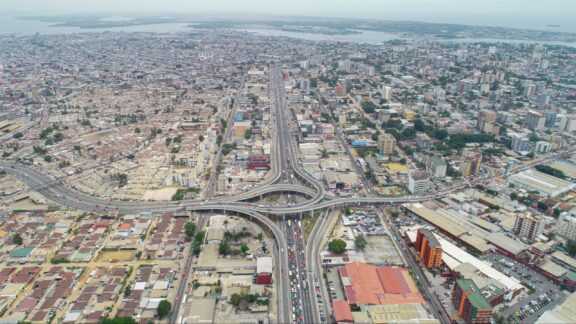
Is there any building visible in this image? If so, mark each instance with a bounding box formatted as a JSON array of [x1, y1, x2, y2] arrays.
[[555, 213, 576, 241], [247, 155, 270, 170], [415, 133, 432, 149], [377, 133, 396, 155], [452, 279, 492, 324], [335, 84, 347, 97], [535, 141, 551, 154], [256, 257, 272, 285], [460, 148, 482, 177], [426, 156, 447, 178], [338, 262, 424, 307], [332, 300, 354, 323], [477, 109, 497, 132], [526, 111, 546, 130], [383, 86, 393, 100], [408, 171, 429, 194], [513, 213, 545, 242], [510, 133, 531, 153], [510, 169, 576, 198], [536, 292, 576, 324], [415, 228, 443, 269]]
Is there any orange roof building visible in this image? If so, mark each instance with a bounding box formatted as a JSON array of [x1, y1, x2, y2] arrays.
[[339, 262, 424, 306], [332, 300, 354, 323]]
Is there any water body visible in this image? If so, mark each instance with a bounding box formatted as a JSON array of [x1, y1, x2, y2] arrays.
[[238, 28, 576, 48], [0, 16, 191, 34], [1, 15, 575, 48]]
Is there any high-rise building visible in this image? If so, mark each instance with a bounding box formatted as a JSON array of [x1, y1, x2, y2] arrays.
[[408, 171, 429, 194], [510, 133, 531, 153], [414, 228, 443, 269], [460, 148, 482, 177], [477, 109, 497, 132], [535, 141, 551, 154], [526, 111, 546, 130], [514, 213, 545, 242], [452, 279, 492, 324], [383, 86, 393, 100], [426, 156, 447, 178], [377, 133, 396, 155], [555, 213, 576, 241], [335, 84, 347, 97]]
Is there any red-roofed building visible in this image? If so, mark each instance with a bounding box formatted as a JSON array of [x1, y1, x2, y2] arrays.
[[338, 262, 424, 307], [332, 300, 354, 323]]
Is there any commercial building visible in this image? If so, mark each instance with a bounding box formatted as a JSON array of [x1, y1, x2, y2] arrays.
[[510, 133, 531, 153], [526, 110, 546, 130], [452, 279, 492, 324], [338, 262, 424, 307], [415, 228, 443, 269], [426, 156, 447, 178], [513, 213, 545, 242], [332, 300, 354, 323], [460, 148, 482, 177], [256, 257, 273, 285], [377, 133, 396, 155], [509, 169, 576, 198], [408, 171, 429, 194], [335, 84, 347, 97], [247, 155, 270, 170], [555, 213, 576, 241]]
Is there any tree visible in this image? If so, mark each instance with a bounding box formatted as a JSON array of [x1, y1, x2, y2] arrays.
[[156, 300, 171, 320], [240, 244, 249, 256], [328, 239, 347, 254], [244, 129, 252, 140], [12, 132, 23, 139], [219, 242, 230, 255], [101, 317, 137, 324], [230, 293, 242, 306], [184, 222, 196, 241], [198, 135, 205, 142], [12, 233, 23, 245], [567, 240, 576, 257], [355, 236, 367, 250], [127, 153, 135, 160], [245, 294, 257, 303], [435, 129, 448, 140], [510, 192, 518, 200], [134, 128, 141, 133]]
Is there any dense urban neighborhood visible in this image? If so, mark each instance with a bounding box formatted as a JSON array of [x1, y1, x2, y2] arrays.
[[1, 17, 576, 324]]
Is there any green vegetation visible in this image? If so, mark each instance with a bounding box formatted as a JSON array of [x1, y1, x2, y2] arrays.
[[244, 129, 252, 139], [185, 222, 196, 241], [50, 257, 70, 264], [535, 165, 567, 179], [12, 233, 23, 245], [328, 239, 347, 254], [12, 132, 23, 139], [355, 236, 367, 250], [100, 317, 137, 324], [448, 133, 495, 150], [567, 240, 576, 257], [361, 100, 378, 114], [112, 173, 128, 187], [156, 300, 171, 320]]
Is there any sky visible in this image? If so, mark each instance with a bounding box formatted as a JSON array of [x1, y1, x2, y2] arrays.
[[2, 0, 576, 30]]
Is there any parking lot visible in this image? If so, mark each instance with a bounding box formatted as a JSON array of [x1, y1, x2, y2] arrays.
[[484, 253, 567, 323]]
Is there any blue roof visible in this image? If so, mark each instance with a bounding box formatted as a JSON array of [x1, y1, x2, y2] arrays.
[[10, 247, 33, 258]]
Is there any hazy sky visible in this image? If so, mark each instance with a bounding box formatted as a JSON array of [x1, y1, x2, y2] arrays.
[[3, 0, 576, 30]]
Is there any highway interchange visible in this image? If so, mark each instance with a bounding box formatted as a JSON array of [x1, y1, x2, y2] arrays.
[[2, 65, 575, 324]]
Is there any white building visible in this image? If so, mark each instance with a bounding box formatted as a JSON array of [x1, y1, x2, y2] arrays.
[[513, 213, 545, 242], [408, 171, 429, 194]]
